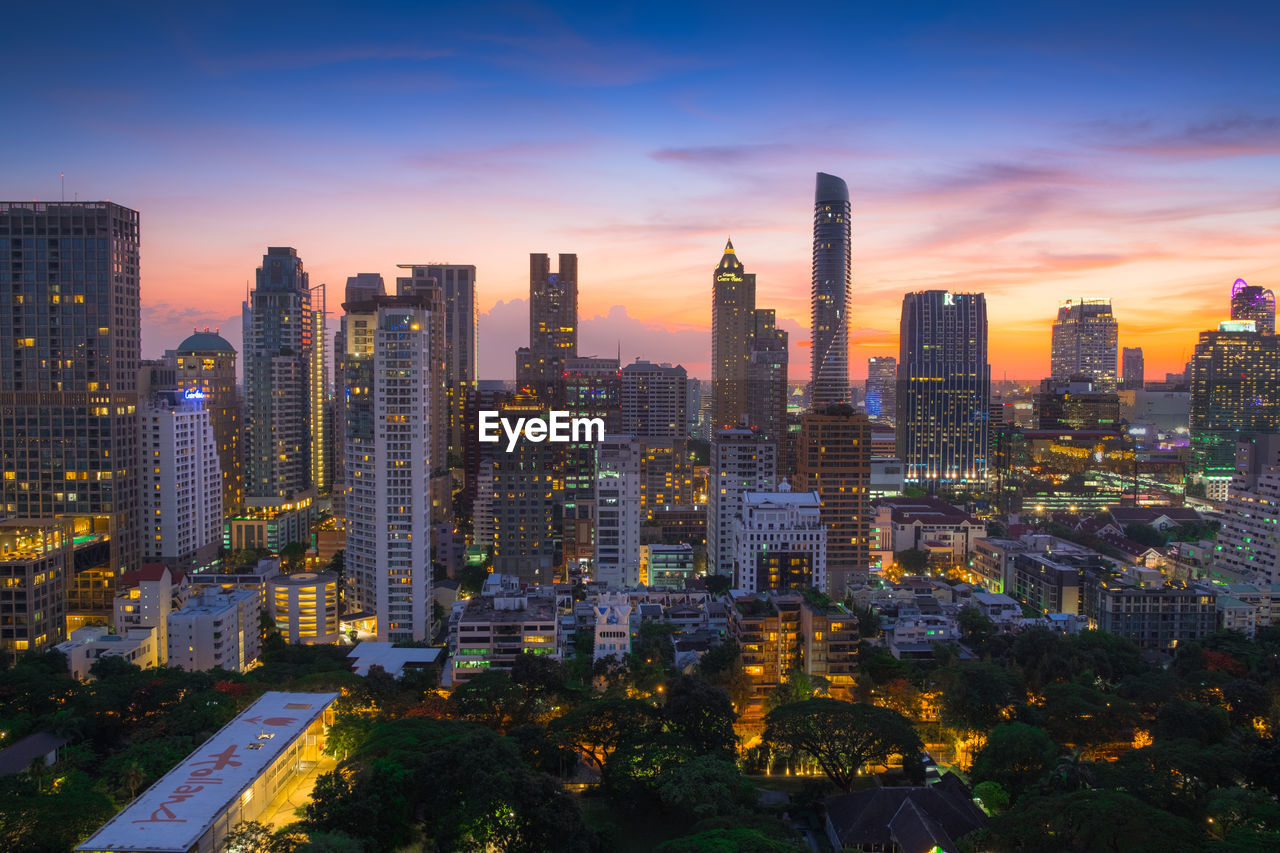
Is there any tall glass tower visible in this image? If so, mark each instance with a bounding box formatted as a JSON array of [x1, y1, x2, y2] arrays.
[[1050, 298, 1118, 391], [811, 172, 851, 407]]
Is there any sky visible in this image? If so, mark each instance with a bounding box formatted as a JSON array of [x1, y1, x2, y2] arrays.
[[3, 1, 1279, 381]]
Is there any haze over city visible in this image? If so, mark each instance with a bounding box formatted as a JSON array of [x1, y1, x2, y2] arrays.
[[3, 1, 1278, 380]]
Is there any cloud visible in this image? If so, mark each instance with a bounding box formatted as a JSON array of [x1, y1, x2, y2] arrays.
[[1087, 113, 1280, 157]]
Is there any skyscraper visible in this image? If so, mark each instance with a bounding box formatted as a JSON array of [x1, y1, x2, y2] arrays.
[[747, 309, 789, 445], [408, 264, 477, 456], [622, 361, 693, 517], [243, 247, 326, 499], [595, 435, 643, 588], [1190, 320, 1280, 500], [1215, 434, 1280, 583], [897, 290, 991, 484], [517, 252, 578, 401], [175, 330, 241, 515], [712, 238, 756, 431], [0, 201, 142, 614], [1230, 278, 1276, 336], [1051, 298, 1118, 391], [708, 426, 776, 578], [811, 172, 852, 407], [341, 284, 436, 642], [865, 356, 897, 424], [796, 405, 871, 596], [1121, 347, 1145, 391], [140, 390, 222, 570]]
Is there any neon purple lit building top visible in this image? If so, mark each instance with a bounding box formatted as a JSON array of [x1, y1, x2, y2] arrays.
[[1231, 278, 1276, 336]]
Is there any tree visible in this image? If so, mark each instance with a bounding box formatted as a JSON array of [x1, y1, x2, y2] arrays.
[[765, 669, 829, 711], [896, 548, 930, 574], [970, 722, 1057, 800], [984, 790, 1197, 852], [763, 699, 923, 791], [940, 662, 1020, 732], [973, 780, 1010, 815], [550, 698, 659, 773], [653, 755, 756, 822], [705, 574, 732, 596], [655, 828, 805, 852], [663, 675, 738, 758], [1039, 682, 1135, 748], [224, 820, 301, 853], [958, 605, 996, 647], [1123, 523, 1168, 548], [447, 670, 532, 731], [279, 540, 308, 573]]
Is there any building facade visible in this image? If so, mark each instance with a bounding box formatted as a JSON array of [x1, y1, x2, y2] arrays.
[[269, 571, 340, 645], [1215, 434, 1280, 584], [897, 290, 990, 485], [1231, 278, 1276, 336], [0, 519, 72, 659], [175, 330, 241, 515], [811, 172, 852, 406], [708, 426, 777, 577], [140, 391, 222, 570], [595, 435, 643, 589], [865, 356, 897, 424], [732, 487, 826, 593], [1051, 298, 1118, 392], [796, 405, 872, 596], [1121, 346, 1145, 391], [712, 238, 756, 432]]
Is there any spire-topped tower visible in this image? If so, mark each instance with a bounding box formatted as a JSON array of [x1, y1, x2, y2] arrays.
[[712, 236, 756, 431]]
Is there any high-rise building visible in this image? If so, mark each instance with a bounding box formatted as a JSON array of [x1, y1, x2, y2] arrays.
[[0, 519, 73, 659], [491, 403, 561, 584], [1190, 321, 1280, 499], [175, 330, 241, 516], [421, 264, 477, 455], [865, 356, 897, 424], [1121, 347, 1145, 391], [897, 291, 991, 484], [1230, 278, 1276, 336], [563, 356, 622, 571], [708, 426, 777, 577], [517, 253, 577, 401], [0, 201, 143, 612], [1215, 434, 1280, 583], [1033, 378, 1122, 431], [748, 309, 789, 446], [243, 247, 326, 499], [341, 287, 436, 642], [140, 390, 222, 571], [332, 273, 386, 527], [811, 172, 852, 407], [796, 405, 871, 597], [595, 435, 643, 588], [622, 361, 693, 516], [1051, 298, 1118, 392], [712, 238, 756, 431]]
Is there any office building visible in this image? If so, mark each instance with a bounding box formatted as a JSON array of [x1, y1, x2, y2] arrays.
[[242, 247, 327, 499], [747, 309, 789, 445], [645, 543, 696, 589], [732, 485, 826, 593], [1216, 434, 1280, 583], [175, 330, 242, 515], [517, 252, 577, 401], [595, 435, 643, 589], [449, 585, 559, 685], [796, 405, 872, 596], [0, 201, 142, 611], [1190, 321, 1280, 499], [223, 495, 313, 554], [270, 571, 340, 645], [1033, 378, 1122, 431], [492, 403, 561, 584], [341, 286, 436, 642], [77, 692, 338, 853], [1086, 571, 1216, 650], [708, 426, 777, 577], [622, 360, 693, 516], [562, 356, 622, 570], [1121, 347, 1144, 391], [1231, 278, 1275, 336], [417, 264, 477, 456], [811, 172, 851, 406], [897, 290, 991, 484], [712, 238, 756, 431], [0, 519, 73, 659], [140, 390, 222, 570], [1051, 298, 1118, 391], [865, 356, 897, 424]]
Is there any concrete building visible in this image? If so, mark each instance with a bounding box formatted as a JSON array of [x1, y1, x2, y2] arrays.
[[644, 543, 696, 589], [77, 692, 338, 853], [269, 572, 340, 645], [811, 172, 852, 407], [1086, 571, 1216, 650], [1230, 278, 1276, 336], [1216, 434, 1280, 583], [0, 518, 72, 660], [140, 390, 222, 571], [871, 496, 987, 566], [732, 486, 826, 594], [491, 405, 562, 584], [1121, 346, 1145, 391], [1051, 298, 1119, 392], [592, 591, 633, 662], [449, 586, 560, 685], [223, 494, 314, 554], [796, 405, 872, 596], [711, 238, 757, 432], [346, 642, 442, 678], [709, 425, 777, 577], [622, 360, 693, 516], [175, 329, 242, 515], [114, 563, 189, 665], [166, 588, 262, 673], [865, 356, 897, 424], [55, 625, 158, 681]]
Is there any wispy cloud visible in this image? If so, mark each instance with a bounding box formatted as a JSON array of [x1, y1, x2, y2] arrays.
[[1087, 113, 1280, 157]]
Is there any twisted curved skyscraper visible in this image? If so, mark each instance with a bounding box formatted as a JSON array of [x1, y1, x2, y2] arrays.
[[811, 172, 851, 406]]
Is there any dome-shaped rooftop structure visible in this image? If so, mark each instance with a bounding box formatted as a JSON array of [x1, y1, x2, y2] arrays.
[[177, 329, 235, 353]]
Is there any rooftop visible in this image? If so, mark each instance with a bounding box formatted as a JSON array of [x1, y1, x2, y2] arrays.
[[77, 692, 338, 853], [346, 642, 442, 678]]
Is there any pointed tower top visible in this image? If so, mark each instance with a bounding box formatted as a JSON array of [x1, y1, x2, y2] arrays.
[[717, 236, 743, 272], [724, 236, 735, 254]]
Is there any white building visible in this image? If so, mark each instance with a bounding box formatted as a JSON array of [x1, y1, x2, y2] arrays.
[[732, 484, 826, 593], [344, 293, 435, 642], [55, 626, 159, 681], [1216, 435, 1280, 584], [114, 563, 190, 665], [77, 692, 337, 853], [593, 592, 633, 662], [166, 588, 261, 672], [595, 435, 643, 588], [269, 571, 340, 645], [141, 390, 223, 570], [709, 425, 776, 578]]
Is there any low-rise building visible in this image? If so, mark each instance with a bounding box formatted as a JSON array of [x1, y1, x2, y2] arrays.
[[1085, 572, 1216, 650], [971, 592, 1022, 626], [732, 486, 826, 593], [644, 543, 696, 590], [55, 626, 160, 680], [593, 591, 632, 662], [114, 563, 189, 665], [449, 587, 559, 684], [871, 496, 986, 568], [77, 692, 338, 853], [346, 642, 442, 678]]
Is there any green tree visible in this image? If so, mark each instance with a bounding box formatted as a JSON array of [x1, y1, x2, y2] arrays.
[[549, 698, 659, 774], [765, 669, 829, 711], [763, 699, 923, 791], [973, 780, 1011, 815], [984, 789, 1196, 853], [663, 675, 738, 758], [653, 755, 756, 822], [957, 605, 996, 647], [940, 662, 1020, 732], [896, 548, 930, 574], [970, 722, 1057, 799], [655, 828, 805, 852], [279, 540, 308, 573]]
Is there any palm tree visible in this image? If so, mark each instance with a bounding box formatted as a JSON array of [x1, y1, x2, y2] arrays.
[[1051, 746, 1097, 792]]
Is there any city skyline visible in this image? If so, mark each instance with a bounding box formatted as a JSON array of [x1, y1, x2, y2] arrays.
[[2, 3, 1277, 381]]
